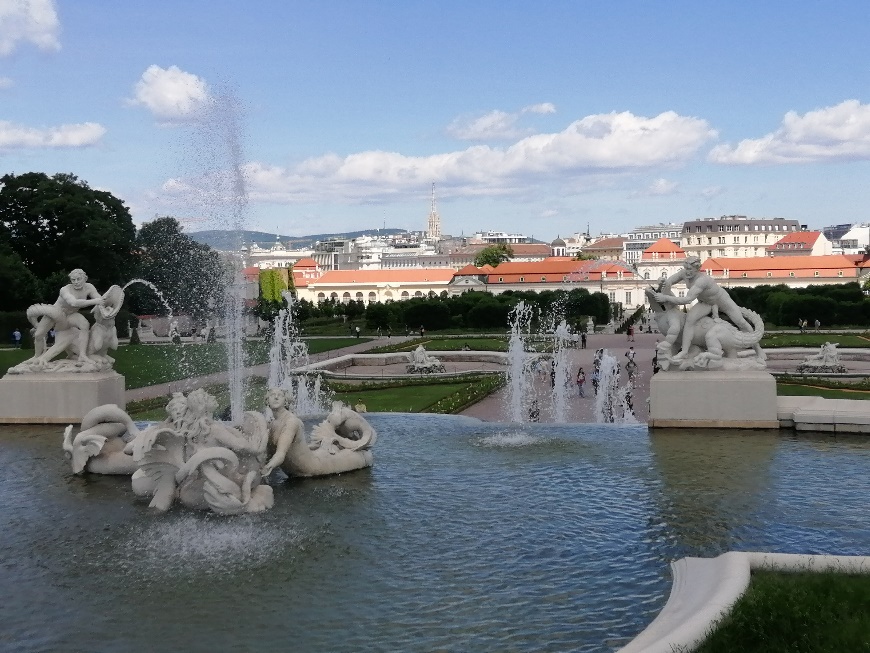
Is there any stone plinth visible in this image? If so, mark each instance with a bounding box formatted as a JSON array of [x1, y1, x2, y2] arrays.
[[649, 370, 778, 429], [0, 372, 125, 424]]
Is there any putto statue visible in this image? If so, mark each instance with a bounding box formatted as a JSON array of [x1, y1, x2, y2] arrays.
[[10, 269, 124, 374], [406, 345, 445, 374], [647, 257, 767, 371]]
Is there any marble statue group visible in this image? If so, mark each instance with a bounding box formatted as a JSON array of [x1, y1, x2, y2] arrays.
[[10, 269, 124, 374], [647, 256, 767, 372], [63, 388, 377, 516]]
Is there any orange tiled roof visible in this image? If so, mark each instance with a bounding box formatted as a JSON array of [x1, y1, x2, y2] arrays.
[[767, 231, 822, 251], [293, 257, 318, 268], [702, 255, 859, 278], [456, 264, 483, 275], [486, 258, 634, 283], [309, 269, 456, 285], [642, 237, 685, 257]]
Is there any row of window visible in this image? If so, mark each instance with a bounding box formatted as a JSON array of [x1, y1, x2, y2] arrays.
[[687, 224, 798, 233], [315, 290, 446, 303]]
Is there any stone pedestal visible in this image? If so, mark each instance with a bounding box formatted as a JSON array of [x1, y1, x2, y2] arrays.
[[649, 370, 779, 429], [0, 372, 125, 424]]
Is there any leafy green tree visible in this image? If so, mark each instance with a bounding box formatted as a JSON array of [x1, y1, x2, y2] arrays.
[[0, 172, 136, 288], [0, 243, 42, 310], [473, 244, 514, 268], [255, 269, 288, 322], [128, 216, 227, 319]]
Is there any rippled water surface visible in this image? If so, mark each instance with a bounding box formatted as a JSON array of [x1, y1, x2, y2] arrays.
[[2, 415, 869, 653]]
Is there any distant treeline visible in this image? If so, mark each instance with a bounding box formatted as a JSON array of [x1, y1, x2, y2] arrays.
[[294, 288, 611, 331], [729, 282, 870, 327]]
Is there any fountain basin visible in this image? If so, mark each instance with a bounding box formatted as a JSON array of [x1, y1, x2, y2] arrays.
[[3, 415, 870, 652]]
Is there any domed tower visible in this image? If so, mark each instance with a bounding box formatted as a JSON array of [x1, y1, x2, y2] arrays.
[[551, 236, 567, 257]]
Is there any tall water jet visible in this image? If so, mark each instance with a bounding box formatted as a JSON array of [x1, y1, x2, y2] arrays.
[[173, 88, 250, 423], [592, 349, 636, 424], [550, 320, 572, 422], [504, 301, 535, 423]]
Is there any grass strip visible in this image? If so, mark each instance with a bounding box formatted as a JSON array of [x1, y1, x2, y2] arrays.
[[761, 333, 870, 348], [694, 571, 870, 653]]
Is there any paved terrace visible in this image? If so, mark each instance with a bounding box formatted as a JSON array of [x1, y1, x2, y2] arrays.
[[125, 331, 870, 426]]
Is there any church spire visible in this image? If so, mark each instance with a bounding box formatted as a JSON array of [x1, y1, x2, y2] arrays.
[[426, 182, 441, 240]]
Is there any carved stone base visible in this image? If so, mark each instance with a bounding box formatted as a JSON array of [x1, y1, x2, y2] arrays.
[[649, 370, 779, 429], [0, 372, 125, 424]]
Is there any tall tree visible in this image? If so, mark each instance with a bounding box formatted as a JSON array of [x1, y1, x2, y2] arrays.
[[474, 244, 514, 268], [129, 216, 227, 319], [0, 172, 136, 288]]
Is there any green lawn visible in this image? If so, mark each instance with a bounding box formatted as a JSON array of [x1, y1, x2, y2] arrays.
[[777, 383, 870, 400], [762, 333, 870, 348], [334, 382, 469, 412], [0, 338, 366, 388], [694, 571, 870, 653]]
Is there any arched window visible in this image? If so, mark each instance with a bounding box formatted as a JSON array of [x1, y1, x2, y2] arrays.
[[368, 292, 377, 302], [355, 292, 364, 301], [330, 292, 338, 301], [384, 291, 393, 300], [643, 271, 650, 280], [342, 292, 351, 304], [317, 293, 326, 302], [414, 291, 423, 298], [401, 291, 409, 299]]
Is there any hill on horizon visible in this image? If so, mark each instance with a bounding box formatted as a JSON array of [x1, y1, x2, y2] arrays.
[[189, 228, 409, 251]]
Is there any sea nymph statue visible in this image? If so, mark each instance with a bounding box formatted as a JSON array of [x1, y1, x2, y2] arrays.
[[61, 388, 377, 516], [10, 269, 124, 374]]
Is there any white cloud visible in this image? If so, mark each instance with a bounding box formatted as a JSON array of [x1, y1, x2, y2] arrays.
[[446, 109, 529, 141], [447, 102, 557, 141], [0, 0, 60, 55], [522, 103, 556, 115], [0, 75, 11, 89], [0, 120, 105, 149], [709, 100, 870, 164], [129, 65, 211, 122], [224, 110, 714, 205], [632, 178, 679, 197]]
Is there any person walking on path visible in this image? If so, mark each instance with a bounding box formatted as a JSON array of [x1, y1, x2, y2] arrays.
[[355, 325, 361, 338], [815, 319, 821, 333], [580, 332, 587, 349], [798, 318, 805, 334], [576, 367, 586, 398], [12, 328, 21, 348]]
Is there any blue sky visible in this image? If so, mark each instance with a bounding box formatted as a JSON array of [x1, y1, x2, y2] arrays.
[[2, 0, 870, 241]]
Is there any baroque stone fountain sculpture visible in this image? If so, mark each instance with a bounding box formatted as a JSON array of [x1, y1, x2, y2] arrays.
[[0, 269, 126, 423], [62, 387, 377, 515], [646, 256, 778, 428], [406, 345, 445, 374]]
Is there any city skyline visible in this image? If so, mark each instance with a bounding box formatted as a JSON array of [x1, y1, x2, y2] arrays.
[[2, 1, 870, 240]]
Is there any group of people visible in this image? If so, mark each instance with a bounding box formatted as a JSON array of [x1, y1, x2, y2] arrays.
[[798, 318, 821, 333]]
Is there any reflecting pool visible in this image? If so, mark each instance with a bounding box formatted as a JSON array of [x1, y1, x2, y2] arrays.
[[2, 414, 869, 652]]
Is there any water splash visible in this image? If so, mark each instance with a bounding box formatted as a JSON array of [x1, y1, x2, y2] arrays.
[[122, 279, 174, 317], [504, 301, 536, 423], [593, 349, 636, 423], [550, 320, 573, 423], [268, 291, 332, 415]]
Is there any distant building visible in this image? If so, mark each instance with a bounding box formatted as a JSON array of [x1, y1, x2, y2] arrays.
[[425, 182, 442, 242], [635, 238, 687, 284], [767, 231, 832, 257], [680, 215, 801, 262], [830, 224, 870, 255], [622, 223, 682, 265], [701, 254, 861, 286], [582, 236, 626, 261], [469, 231, 530, 245]]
